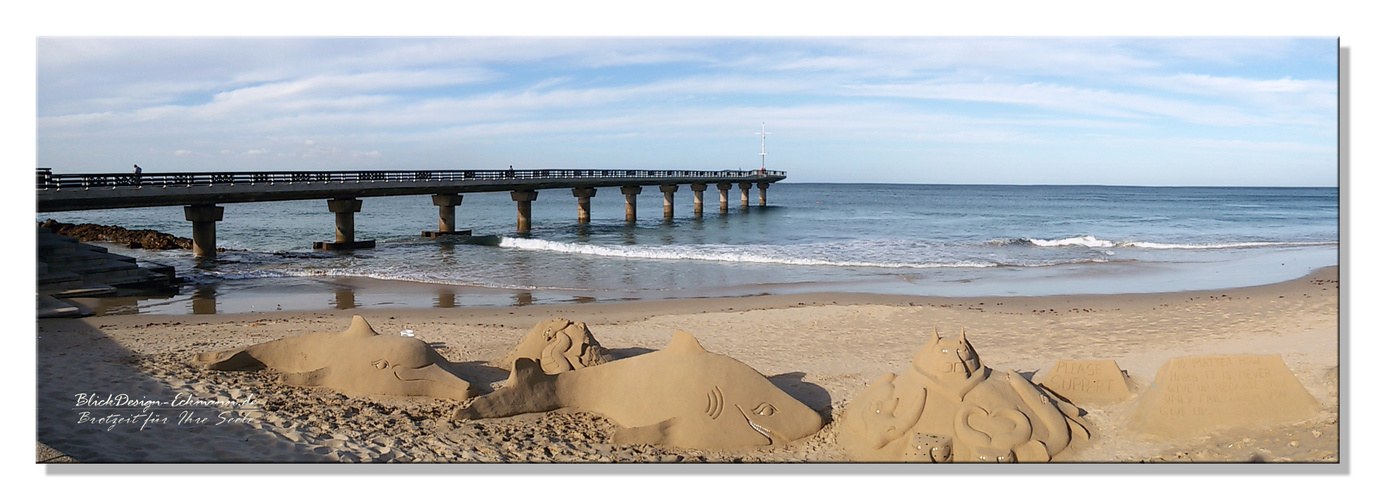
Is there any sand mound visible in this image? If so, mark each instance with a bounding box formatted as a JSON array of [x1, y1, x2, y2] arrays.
[[1128, 354, 1320, 438], [1036, 360, 1134, 404], [495, 318, 611, 374], [838, 328, 1091, 462]]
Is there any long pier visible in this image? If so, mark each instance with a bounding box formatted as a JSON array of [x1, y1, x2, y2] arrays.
[[36, 168, 786, 257]]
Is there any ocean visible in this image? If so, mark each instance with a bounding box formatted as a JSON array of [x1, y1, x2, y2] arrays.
[[38, 184, 1339, 314]]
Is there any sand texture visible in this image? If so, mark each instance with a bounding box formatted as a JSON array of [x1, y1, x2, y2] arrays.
[[836, 329, 1092, 462], [36, 267, 1338, 463], [458, 330, 824, 449], [495, 318, 611, 374], [192, 315, 478, 400]]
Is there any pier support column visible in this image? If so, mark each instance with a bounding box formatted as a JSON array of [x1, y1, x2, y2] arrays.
[[716, 182, 732, 213], [691, 183, 707, 217], [621, 186, 643, 223], [572, 187, 597, 224], [512, 190, 538, 232], [660, 184, 679, 219], [738, 182, 753, 209], [183, 204, 224, 258], [423, 194, 471, 238], [757, 182, 770, 207], [315, 198, 375, 250]]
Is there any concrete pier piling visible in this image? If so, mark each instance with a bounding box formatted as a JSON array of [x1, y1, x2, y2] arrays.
[[691, 183, 707, 217], [183, 204, 224, 258], [573, 187, 597, 223], [315, 198, 375, 250], [423, 194, 470, 238], [511, 190, 538, 232], [757, 182, 769, 207], [717, 182, 732, 213], [621, 186, 643, 222], [660, 184, 678, 219], [738, 182, 753, 209]]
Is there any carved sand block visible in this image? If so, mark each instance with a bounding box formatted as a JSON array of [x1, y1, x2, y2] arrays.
[[496, 318, 611, 374], [1036, 360, 1134, 404], [838, 328, 1091, 462], [193, 315, 479, 400], [454, 331, 824, 450], [1128, 354, 1320, 437]]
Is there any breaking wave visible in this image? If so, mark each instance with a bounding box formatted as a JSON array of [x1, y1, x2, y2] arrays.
[[497, 237, 995, 269], [1006, 236, 1335, 250]]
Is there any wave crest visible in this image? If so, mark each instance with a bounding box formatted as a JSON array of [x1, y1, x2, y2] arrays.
[[1013, 236, 1334, 250], [497, 237, 995, 269]]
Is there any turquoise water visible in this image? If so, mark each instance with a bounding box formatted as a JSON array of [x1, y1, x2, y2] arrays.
[[39, 184, 1338, 313]]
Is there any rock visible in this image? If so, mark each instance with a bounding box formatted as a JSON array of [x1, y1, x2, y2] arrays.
[[39, 219, 193, 250]]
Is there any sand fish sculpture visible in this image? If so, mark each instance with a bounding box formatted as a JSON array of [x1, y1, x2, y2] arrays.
[[496, 318, 611, 374], [455, 331, 824, 450], [838, 328, 1091, 462], [193, 315, 479, 400]]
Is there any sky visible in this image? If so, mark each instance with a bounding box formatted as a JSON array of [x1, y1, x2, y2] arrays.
[[35, 37, 1336, 186]]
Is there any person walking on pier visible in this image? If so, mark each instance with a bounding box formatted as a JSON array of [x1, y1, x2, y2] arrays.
[[132, 164, 142, 185], [507, 165, 514, 178]]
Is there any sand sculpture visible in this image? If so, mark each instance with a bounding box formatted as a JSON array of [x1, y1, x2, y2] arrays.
[[455, 331, 824, 449], [1128, 354, 1320, 437], [838, 328, 1091, 462], [496, 318, 611, 374], [1036, 359, 1134, 404], [193, 315, 479, 400]]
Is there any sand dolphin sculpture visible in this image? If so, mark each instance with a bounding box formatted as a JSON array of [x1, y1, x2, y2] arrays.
[[454, 331, 824, 450], [193, 315, 479, 400]]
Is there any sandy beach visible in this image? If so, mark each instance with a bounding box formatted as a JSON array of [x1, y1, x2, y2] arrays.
[[35, 266, 1339, 464]]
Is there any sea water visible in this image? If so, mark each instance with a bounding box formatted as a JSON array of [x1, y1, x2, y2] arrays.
[[38, 184, 1338, 313]]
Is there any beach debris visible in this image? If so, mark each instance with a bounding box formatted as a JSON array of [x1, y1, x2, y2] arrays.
[[192, 315, 479, 400], [1128, 354, 1320, 437], [837, 328, 1092, 462], [1034, 359, 1135, 404], [399, 330, 415, 337], [496, 318, 610, 374], [456, 330, 824, 450]]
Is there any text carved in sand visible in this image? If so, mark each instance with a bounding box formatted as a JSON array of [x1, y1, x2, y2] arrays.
[[1039, 360, 1132, 404], [1130, 354, 1319, 436]]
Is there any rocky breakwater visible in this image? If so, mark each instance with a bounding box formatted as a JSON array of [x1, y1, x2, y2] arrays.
[[39, 219, 198, 251]]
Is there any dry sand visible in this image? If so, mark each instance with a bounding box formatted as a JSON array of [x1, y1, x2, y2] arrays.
[[35, 267, 1338, 464]]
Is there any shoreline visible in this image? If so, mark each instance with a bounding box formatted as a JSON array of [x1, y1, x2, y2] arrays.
[[68, 246, 1338, 316], [37, 266, 1339, 463]]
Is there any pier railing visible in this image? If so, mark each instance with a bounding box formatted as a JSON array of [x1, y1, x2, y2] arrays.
[[37, 168, 787, 190]]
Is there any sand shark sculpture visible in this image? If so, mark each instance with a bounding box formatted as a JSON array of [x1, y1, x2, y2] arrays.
[[193, 315, 479, 400], [455, 330, 824, 449], [838, 328, 1091, 462], [496, 318, 611, 374]]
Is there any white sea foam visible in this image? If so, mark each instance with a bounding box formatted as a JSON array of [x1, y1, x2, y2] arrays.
[[1028, 236, 1116, 248], [1025, 235, 1335, 250], [497, 237, 995, 269], [1120, 241, 1336, 250]]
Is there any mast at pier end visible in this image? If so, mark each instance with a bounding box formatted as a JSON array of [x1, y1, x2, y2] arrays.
[[756, 122, 769, 170]]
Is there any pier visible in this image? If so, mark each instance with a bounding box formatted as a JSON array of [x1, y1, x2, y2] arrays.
[[36, 168, 785, 257]]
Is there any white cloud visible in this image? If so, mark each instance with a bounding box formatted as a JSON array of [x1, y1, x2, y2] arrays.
[[33, 37, 1336, 186], [842, 80, 1328, 127]]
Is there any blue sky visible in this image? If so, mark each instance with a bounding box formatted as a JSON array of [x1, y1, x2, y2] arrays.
[[35, 37, 1337, 186]]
